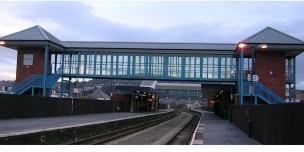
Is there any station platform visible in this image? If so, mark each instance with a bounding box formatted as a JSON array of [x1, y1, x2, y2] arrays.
[[0, 109, 173, 138], [192, 110, 260, 145]]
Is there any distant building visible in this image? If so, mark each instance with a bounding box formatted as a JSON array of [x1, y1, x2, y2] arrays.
[[89, 89, 111, 100], [0, 80, 15, 92], [286, 89, 304, 102], [191, 101, 202, 110]]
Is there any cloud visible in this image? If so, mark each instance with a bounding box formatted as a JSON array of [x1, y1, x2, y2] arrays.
[[0, 1, 304, 86]]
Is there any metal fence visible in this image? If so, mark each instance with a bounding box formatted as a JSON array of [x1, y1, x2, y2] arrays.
[[228, 103, 304, 145]]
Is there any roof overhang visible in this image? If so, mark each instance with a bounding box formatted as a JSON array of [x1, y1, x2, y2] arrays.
[[116, 86, 163, 95], [0, 40, 65, 51], [155, 83, 201, 90], [64, 48, 236, 55], [237, 43, 304, 57]]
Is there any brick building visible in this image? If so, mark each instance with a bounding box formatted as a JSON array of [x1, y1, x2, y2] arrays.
[[0, 25, 303, 106]]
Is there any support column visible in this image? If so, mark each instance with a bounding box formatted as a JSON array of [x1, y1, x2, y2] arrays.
[[163, 55, 167, 78], [32, 87, 35, 96], [293, 57, 296, 102], [60, 77, 64, 98], [68, 77, 71, 98], [200, 55, 203, 80], [145, 55, 149, 78], [54, 54, 57, 72], [60, 54, 64, 98], [289, 83, 291, 102], [181, 55, 185, 80], [43, 45, 49, 97], [240, 50, 244, 105], [127, 53, 131, 78]]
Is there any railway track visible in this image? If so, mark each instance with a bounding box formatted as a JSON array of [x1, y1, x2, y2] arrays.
[[166, 111, 201, 145], [68, 110, 201, 145]]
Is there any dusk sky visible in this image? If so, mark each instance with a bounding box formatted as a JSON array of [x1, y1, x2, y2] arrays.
[[0, 1, 304, 89]]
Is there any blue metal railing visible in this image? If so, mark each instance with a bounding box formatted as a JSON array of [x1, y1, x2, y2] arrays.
[[12, 66, 62, 95], [244, 82, 286, 104], [50, 66, 62, 88]]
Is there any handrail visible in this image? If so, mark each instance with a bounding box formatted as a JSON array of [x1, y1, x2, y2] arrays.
[[244, 82, 285, 104], [12, 66, 62, 95]]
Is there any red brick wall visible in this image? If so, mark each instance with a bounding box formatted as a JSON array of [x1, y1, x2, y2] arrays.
[[111, 93, 131, 101], [16, 47, 51, 83], [254, 51, 286, 99]]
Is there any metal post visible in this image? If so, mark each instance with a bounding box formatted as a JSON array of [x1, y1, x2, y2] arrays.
[[68, 77, 71, 98], [54, 54, 57, 72], [127, 53, 131, 78], [181, 55, 185, 79], [293, 57, 296, 102], [43, 45, 49, 97], [60, 54, 64, 98], [289, 83, 292, 102], [240, 49, 244, 105], [250, 48, 254, 104], [94, 52, 97, 76], [32, 87, 35, 96], [249, 48, 255, 138]]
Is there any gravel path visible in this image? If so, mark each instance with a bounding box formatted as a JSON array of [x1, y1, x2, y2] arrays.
[[105, 112, 193, 145]]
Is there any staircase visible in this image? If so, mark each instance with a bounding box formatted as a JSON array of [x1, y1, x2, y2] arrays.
[[12, 66, 62, 95], [244, 82, 286, 104]]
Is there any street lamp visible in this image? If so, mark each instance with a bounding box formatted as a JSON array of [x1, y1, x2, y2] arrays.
[[0, 41, 5, 45], [238, 43, 267, 104], [238, 42, 267, 138]]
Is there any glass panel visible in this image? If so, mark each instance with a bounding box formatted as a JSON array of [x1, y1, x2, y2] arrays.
[[101, 55, 111, 76], [114, 55, 128, 76], [149, 56, 163, 77], [185, 56, 200, 79], [189, 90, 197, 96], [131, 55, 146, 76], [168, 56, 182, 78], [85, 54, 94, 75], [96, 54, 101, 75], [172, 89, 179, 95]]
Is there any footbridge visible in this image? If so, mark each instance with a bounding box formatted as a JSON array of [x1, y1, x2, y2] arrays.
[[1, 25, 304, 105]]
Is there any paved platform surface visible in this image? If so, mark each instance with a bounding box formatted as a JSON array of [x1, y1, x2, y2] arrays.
[[0, 109, 172, 136], [198, 110, 260, 145]]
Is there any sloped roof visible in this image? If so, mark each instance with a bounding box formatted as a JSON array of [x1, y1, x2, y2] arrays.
[[0, 25, 64, 47], [62, 41, 236, 50], [242, 27, 304, 44], [89, 89, 110, 100]]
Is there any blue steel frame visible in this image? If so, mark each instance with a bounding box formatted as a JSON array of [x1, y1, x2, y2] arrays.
[[293, 57, 296, 101], [43, 45, 49, 96], [239, 49, 244, 104], [52, 52, 237, 82]]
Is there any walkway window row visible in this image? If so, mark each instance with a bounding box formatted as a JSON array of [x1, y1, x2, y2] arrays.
[[51, 52, 237, 81]]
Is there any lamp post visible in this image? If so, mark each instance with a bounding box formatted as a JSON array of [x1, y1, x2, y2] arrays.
[[238, 43, 267, 138], [238, 43, 267, 104]]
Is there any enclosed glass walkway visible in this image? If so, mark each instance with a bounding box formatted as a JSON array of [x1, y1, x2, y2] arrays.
[[51, 53, 237, 82]]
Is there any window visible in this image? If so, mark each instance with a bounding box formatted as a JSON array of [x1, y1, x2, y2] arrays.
[[185, 56, 200, 78], [168, 56, 182, 78]]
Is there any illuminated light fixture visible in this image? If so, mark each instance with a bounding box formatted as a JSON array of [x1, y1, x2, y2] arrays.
[[209, 100, 215, 104], [259, 44, 268, 49], [238, 43, 247, 48], [0, 41, 5, 45], [230, 70, 234, 75], [238, 43, 268, 49]]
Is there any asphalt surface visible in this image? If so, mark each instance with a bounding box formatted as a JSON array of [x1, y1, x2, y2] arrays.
[[0, 109, 172, 136], [201, 111, 261, 145]]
